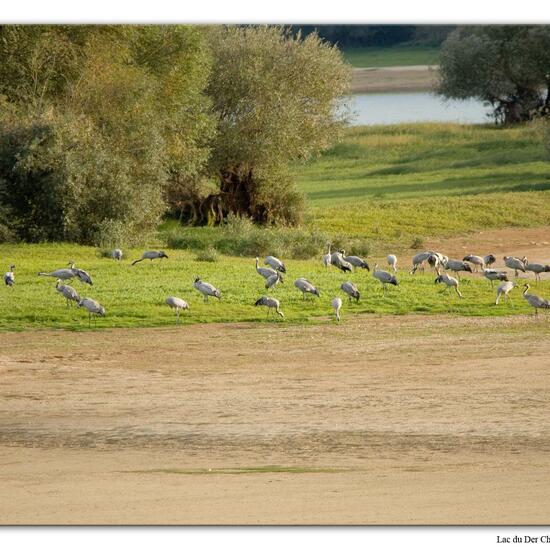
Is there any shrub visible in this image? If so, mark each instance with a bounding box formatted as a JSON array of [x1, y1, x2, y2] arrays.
[[195, 247, 219, 262]]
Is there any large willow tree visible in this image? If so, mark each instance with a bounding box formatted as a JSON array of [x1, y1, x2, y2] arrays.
[[171, 26, 352, 226]]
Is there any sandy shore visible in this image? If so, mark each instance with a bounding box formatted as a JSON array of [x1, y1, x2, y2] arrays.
[[352, 65, 438, 94], [2, 306, 550, 524]]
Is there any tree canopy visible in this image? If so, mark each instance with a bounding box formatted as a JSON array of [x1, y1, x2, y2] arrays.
[[438, 26, 550, 124]]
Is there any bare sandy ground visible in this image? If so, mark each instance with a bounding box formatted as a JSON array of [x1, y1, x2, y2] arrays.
[[2, 308, 550, 524], [352, 65, 437, 93], [2, 226, 550, 525]]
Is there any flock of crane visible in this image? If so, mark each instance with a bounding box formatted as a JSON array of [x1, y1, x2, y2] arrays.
[[2, 246, 550, 326]]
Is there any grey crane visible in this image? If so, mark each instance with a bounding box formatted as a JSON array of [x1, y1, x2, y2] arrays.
[[340, 281, 360, 303], [265, 256, 286, 273], [112, 249, 123, 261], [343, 254, 369, 270], [332, 296, 343, 322], [4, 264, 15, 286], [524, 261, 550, 282], [522, 283, 550, 315], [483, 268, 509, 287], [387, 254, 398, 273], [435, 273, 462, 298], [373, 264, 398, 291], [484, 254, 496, 267], [193, 277, 221, 302], [131, 250, 168, 266], [294, 277, 320, 299], [78, 297, 105, 326], [69, 263, 93, 286], [254, 296, 284, 319], [504, 256, 527, 277], [265, 271, 284, 290], [255, 257, 277, 279], [495, 281, 516, 305], [443, 259, 472, 278], [410, 251, 433, 274], [55, 280, 80, 307], [165, 296, 189, 323], [462, 254, 486, 272], [322, 244, 332, 268], [331, 251, 353, 273], [38, 263, 76, 281]]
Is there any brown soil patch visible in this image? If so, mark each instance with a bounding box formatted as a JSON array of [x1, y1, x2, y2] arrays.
[[2, 313, 550, 524], [352, 65, 437, 93]]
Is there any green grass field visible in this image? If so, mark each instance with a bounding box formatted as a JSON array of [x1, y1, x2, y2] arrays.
[[295, 122, 550, 249], [342, 46, 441, 68], [0, 242, 547, 331], [2, 122, 550, 330]]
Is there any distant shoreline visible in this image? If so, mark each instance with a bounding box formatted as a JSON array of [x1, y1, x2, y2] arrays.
[[352, 65, 438, 94]]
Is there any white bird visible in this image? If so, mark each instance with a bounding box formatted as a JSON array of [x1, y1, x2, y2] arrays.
[[340, 281, 360, 303], [387, 254, 398, 272], [522, 283, 550, 315], [332, 297, 343, 322], [78, 297, 105, 326], [265, 256, 286, 273], [55, 280, 80, 307], [254, 296, 284, 319], [504, 256, 527, 277], [524, 261, 550, 282], [112, 249, 123, 261], [483, 268, 509, 287], [373, 264, 398, 291], [193, 277, 221, 302], [322, 244, 332, 268], [69, 263, 93, 286], [495, 281, 515, 305], [255, 257, 277, 279], [294, 277, 320, 299], [4, 264, 15, 286], [343, 254, 369, 270], [132, 250, 168, 266], [462, 254, 485, 272], [435, 273, 462, 298], [165, 296, 189, 323], [265, 271, 283, 290], [331, 251, 353, 273]]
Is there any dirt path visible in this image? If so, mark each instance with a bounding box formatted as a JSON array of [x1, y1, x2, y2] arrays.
[[352, 65, 437, 93], [2, 314, 550, 524]]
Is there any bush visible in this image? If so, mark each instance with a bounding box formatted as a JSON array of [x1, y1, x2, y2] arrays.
[[195, 247, 219, 262]]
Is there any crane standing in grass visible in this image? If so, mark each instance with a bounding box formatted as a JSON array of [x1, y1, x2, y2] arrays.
[[435, 273, 463, 298], [78, 297, 105, 326], [322, 244, 332, 268], [132, 250, 168, 266], [165, 296, 189, 323], [265, 271, 283, 290], [340, 281, 360, 303], [504, 256, 527, 277], [255, 258, 277, 279], [343, 253, 369, 270], [70, 263, 93, 286], [38, 263, 76, 281], [265, 256, 286, 273], [524, 260, 550, 282], [55, 280, 80, 307], [193, 278, 221, 302], [4, 264, 15, 286], [495, 281, 515, 305], [373, 264, 398, 292], [483, 268, 508, 287], [255, 296, 284, 319], [294, 278, 320, 299], [332, 297, 343, 322], [112, 249, 123, 261], [522, 284, 550, 316]]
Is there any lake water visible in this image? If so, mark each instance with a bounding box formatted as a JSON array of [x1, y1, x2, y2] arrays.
[[348, 91, 492, 126]]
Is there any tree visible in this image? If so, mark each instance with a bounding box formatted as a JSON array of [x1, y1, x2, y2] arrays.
[[438, 26, 550, 124], [0, 25, 214, 244], [171, 26, 351, 226]]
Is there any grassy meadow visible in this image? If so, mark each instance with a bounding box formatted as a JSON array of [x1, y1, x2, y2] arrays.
[[296, 122, 550, 250], [0, 242, 547, 331], [342, 46, 441, 68], [2, 122, 550, 330]]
